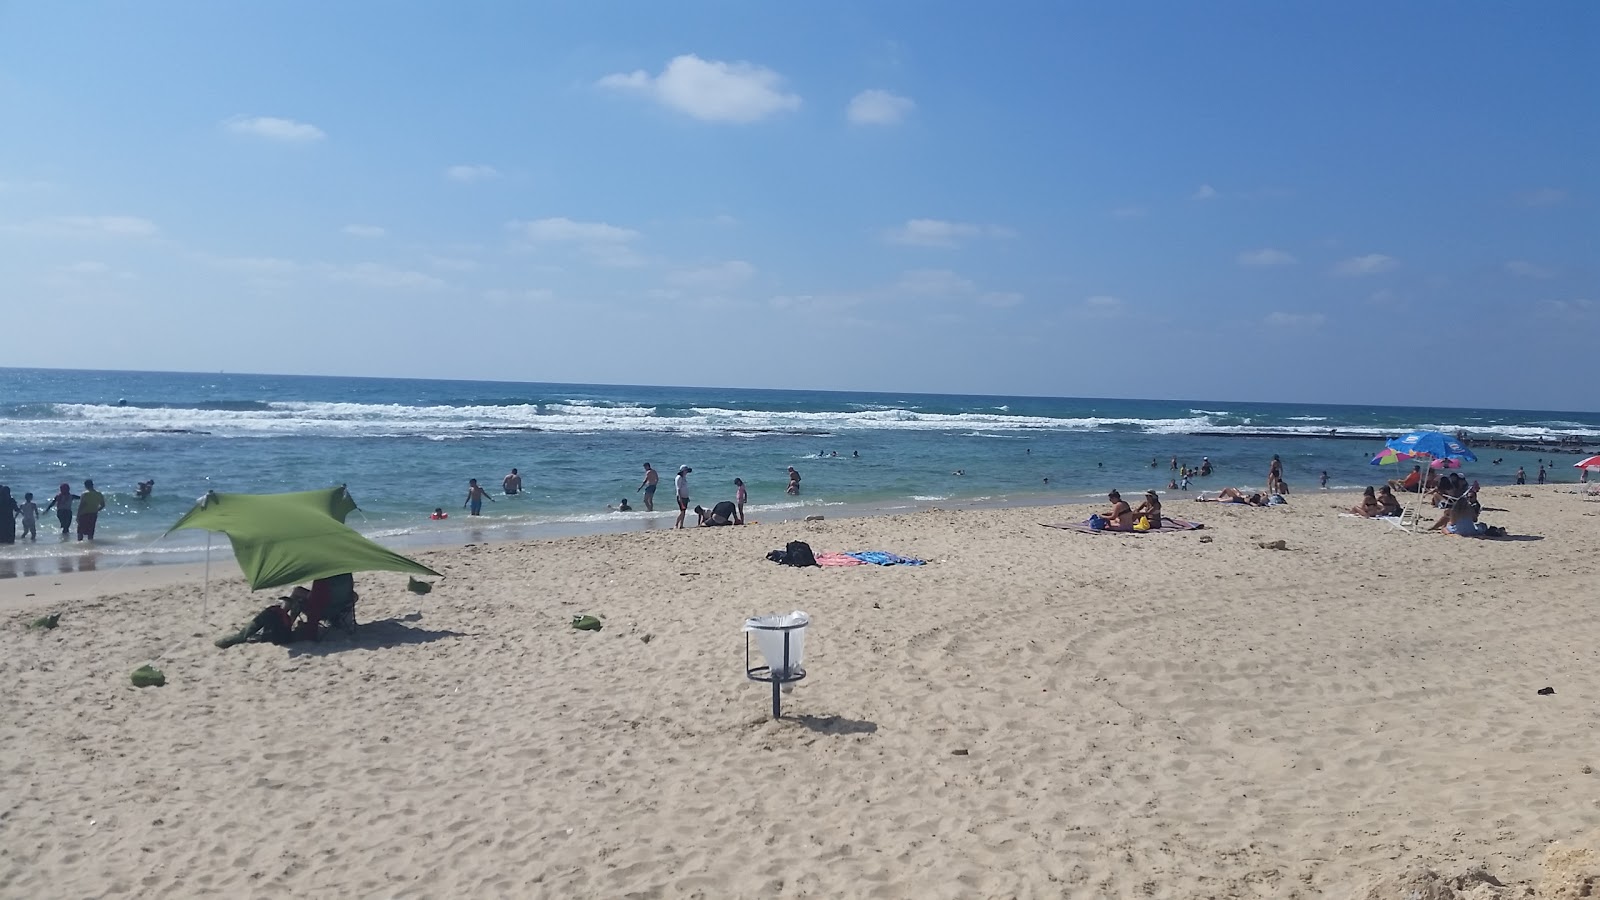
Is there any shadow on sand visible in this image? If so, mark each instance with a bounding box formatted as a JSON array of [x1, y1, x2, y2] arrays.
[[790, 713, 878, 736], [288, 617, 466, 657]]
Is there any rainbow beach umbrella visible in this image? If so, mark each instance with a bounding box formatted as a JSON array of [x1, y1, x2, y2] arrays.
[[1369, 447, 1417, 466]]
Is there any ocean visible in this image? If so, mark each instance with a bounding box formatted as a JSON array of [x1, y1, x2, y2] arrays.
[[2, 367, 1596, 578]]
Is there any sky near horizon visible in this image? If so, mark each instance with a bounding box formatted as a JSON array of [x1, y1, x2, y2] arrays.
[[2, 3, 1596, 410]]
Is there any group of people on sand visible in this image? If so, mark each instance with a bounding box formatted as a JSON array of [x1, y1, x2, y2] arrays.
[[1093, 489, 1165, 531], [1, 479, 123, 544]]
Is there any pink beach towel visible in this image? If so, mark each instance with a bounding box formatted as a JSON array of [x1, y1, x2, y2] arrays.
[[815, 552, 865, 566]]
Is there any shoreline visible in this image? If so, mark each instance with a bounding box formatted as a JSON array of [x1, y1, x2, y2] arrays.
[[0, 481, 1373, 596]]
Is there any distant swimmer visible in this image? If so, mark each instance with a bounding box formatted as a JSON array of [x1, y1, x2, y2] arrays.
[[503, 468, 523, 495], [1320, 471, 1329, 490], [853, 450, 859, 458], [1151, 457, 1159, 468], [463, 478, 495, 516], [830, 451, 838, 458], [430, 508, 449, 520], [134, 479, 154, 500], [638, 462, 659, 511], [787, 467, 801, 495], [610, 498, 633, 512]]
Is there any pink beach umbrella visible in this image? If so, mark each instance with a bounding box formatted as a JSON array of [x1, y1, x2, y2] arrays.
[[1429, 457, 1462, 469]]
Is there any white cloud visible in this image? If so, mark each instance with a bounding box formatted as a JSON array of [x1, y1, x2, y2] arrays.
[[597, 54, 801, 123], [847, 89, 915, 125], [979, 291, 1024, 308], [211, 256, 302, 274], [426, 255, 480, 272], [64, 261, 111, 274], [895, 269, 975, 295], [326, 263, 445, 291], [342, 224, 386, 239], [1238, 248, 1298, 267], [445, 164, 500, 183], [1505, 260, 1556, 279], [485, 288, 555, 305], [1191, 184, 1219, 201], [510, 217, 640, 243], [885, 218, 1015, 248], [666, 260, 755, 290], [7, 215, 160, 238], [224, 115, 325, 142], [1265, 311, 1327, 328], [1539, 298, 1593, 321], [1111, 206, 1147, 219], [1515, 188, 1567, 208], [1332, 254, 1398, 276], [0, 178, 53, 192]]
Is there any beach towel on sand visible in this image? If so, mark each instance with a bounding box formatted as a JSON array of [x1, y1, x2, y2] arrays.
[[815, 552, 865, 567], [1041, 517, 1203, 535], [846, 551, 925, 566]]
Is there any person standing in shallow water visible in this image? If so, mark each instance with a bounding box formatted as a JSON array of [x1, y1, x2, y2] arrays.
[[463, 478, 494, 516], [502, 468, 522, 495], [0, 486, 17, 544], [44, 483, 76, 538], [638, 463, 659, 511], [673, 466, 691, 529], [76, 479, 105, 541]]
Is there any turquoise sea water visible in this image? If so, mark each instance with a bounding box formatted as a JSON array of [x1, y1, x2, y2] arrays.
[[2, 367, 1596, 577]]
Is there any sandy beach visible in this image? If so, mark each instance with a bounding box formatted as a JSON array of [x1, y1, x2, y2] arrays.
[[2, 485, 1597, 898]]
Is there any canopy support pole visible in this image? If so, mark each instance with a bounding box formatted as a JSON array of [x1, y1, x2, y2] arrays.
[[203, 533, 211, 617]]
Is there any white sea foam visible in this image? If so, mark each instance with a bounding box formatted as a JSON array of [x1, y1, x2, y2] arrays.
[[6, 401, 1595, 442], [1287, 416, 1328, 421]]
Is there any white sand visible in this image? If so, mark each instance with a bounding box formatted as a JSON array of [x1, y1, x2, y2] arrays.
[[2, 486, 1597, 898]]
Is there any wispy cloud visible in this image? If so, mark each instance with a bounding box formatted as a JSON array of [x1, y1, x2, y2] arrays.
[[1238, 248, 1298, 267], [508, 217, 644, 267], [209, 255, 302, 274], [1515, 187, 1567, 208], [326, 263, 445, 291], [1265, 311, 1326, 328], [979, 291, 1024, 308], [1539, 298, 1593, 321], [510, 217, 640, 244], [426, 255, 480, 272], [1083, 295, 1124, 316], [885, 218, 1015, 248], [895, 269, 975, 295], [1332, 253, 1398, 276], [847, 89, 915, 125], [445, 164, 500, 183], [598, 54, 801, 123], [1505, 260, 1556, 279], [342, 224, 386, 239], [224, 115, 326, 142], [7, 215, 160, 238], [665, 260, 755, 290], [1191, 184, 1219, 201]]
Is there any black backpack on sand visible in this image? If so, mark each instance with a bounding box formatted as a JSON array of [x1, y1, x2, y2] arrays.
[[783, 540, 818, 567]]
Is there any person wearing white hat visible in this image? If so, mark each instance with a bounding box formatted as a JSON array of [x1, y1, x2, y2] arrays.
[[674, 466, 692, 529]]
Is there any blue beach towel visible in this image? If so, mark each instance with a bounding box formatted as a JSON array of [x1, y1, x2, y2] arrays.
[[845, 551, 926, 566]]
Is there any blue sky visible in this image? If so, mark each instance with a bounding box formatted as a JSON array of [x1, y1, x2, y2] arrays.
[[2, 2, 1595, 409]]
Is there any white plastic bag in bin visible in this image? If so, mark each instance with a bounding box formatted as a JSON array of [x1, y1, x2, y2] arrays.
[[744, 610, 809, 679]]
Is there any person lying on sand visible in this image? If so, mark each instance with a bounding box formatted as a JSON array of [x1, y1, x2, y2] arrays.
[[1198, 487, 1268, 505], [1348, 486, 1381, 517]]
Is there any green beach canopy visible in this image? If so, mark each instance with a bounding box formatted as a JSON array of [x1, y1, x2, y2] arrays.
[[168, 486, 440, 591]]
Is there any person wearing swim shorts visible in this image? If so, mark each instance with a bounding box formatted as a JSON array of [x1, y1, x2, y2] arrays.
[[674, 466, 692, 529], [463, 478, 494, 516], [638, 463, 659, 511]]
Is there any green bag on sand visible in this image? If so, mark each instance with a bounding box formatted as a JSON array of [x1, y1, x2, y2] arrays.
[[131, 665, 166, 688], [570, 615, 603, 632], [28, 613, 61, 630]]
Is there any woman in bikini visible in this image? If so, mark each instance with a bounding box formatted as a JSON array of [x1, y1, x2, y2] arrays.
[[1348, 486, 1381, 517]]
